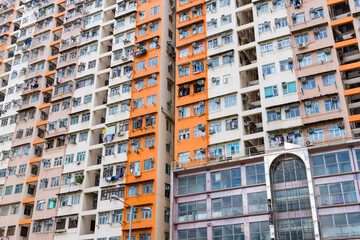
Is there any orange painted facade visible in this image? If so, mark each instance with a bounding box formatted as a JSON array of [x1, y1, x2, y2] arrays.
[[174, 1, 209, 168]]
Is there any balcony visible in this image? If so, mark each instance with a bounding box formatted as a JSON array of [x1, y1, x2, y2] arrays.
[[135, 48, 147, 58], [240, 68, 259, 89], [242, 91, 261, 111], [243, 114, 263, 135], [329, 1, 351, 21]]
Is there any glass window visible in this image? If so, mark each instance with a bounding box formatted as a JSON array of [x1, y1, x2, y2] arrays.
[[211, 168, 241, 190], [212, 224, 244, 240], [316, 181, 357, 206], [325, 98, 340, 111], [275, 187, 310, 212], [273, 159, 306, 183], [315, 28, 328, 40], [178, 228, 207, 240], [277, 218, 314, 240], [246, 164, 265, 185], [328, 125, 345, 138], [262, 63, 276, 75], [322, 73, 335, 86], [286, 106, 300, 119], [250, 221, 270, 240], [248, 192, 267, 214], [265, 86, 278, 98], [211, 195, 243, 218], [178, 174, 206, 195], [178, 200, 206, 222], [311, 151, 351, 176], [319, 212, 360, 239], [267, 110, 281, 122], [305, 101, 320, 115], [283, 82, 296, 94]]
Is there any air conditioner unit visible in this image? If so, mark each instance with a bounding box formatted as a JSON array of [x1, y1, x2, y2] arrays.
[[297, 54, 303, 61], [198, 80, 205, 85], [130, 140, 134, 144], [264, 21, 270, 27], [313, 28, 320, 34], [211, 77, 217, 82], [256, 3, 261, 9], [214, 97, 220, 103], [291, 13, 296, 19], [274, 18, 279, 24], [287, 57, 293, 64], [305, 140, 314, 146], [284, 106, 290, 112], [309, 7, 315, 13], [209, 129, 215, 134], [324, 48, 331, 55], [338, 122, 345, 129], [300, 77, 307, 84], [200, 148, 206, 153], [294, 129, 301, 136], [197, 124, 205, 131], [305, 101, 312, 107], [331, 96, 338, 103], [272, 0, 277, 4], [298, 43, 306, 50], [308, 128, 314, 134], [218, 155, 226, 161], [134, 171, 141, 177], [149, 157, 154, 162], [269, 134, 275, 139], [282, 82, 287, 88], [275, 107, 281, 113], [191, 24, 196, 29], [221, 15, 226, 20], [110, 210, 115, 215]]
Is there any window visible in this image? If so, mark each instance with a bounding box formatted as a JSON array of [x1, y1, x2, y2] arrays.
[[275, 187, 310, 212], [0, 206, 9, 216], [98, 213, 109, 225], [211, 168, 241, 190], [258, 22, 271, 33], [150, 22, 159, 32], [319, 213, 360, 239], [262, 63, 276, 75], [225, 118, 238, 130], [208, 38, 218, 49], [298, 54, 312, 67], [277, 218, 314, 239], [146, 95, 157, 105], [178, 228, 207, 240], [179, 48, 188, 58], [325, 98, 340, 111], [112, 210, 123, 223], [257, 3, 268, 14], [283, 82, 296, 94], [212, 195, 243, 218], [316, 181, 357, 206], [308, 127, 324, 141], [141, 207, 152, 219], [265, 86, 278, 98], [194, 126, 205, 138], [315, 28, 327, 40], [54, 157, 62, 166], [276, 17, 288, 29], [248, 192, 267, 214], [79, 132, 88, 142], [293, 12, 305, 24], [273, 0, 285, 9], [305, 101, 319, 115], [109, 105, 118, 115], [280, 60, 293, 71], [220, 0, 230, 7], [311, 7, 323, 19], [267, 110, 281, 122], [178, 174, 206, 195], [221, 15, 231, 25], [178, 200, 206, 222], [295, 33, 309, 45], [15, 184, 23, 194], [136, 61, 146, 71], [142, 182, 153, 194], [311, 151, 351, 176], [286, 106, 300, 119], [36, 200, 46, 211], [149, 57, 158, 67], [317, 51, 332, 62], [301, 77, 316, 90], [249, 221, 270, 239], [51, 177, 60, 187], [322, 73, 335, 86], [77, 151, 86, 161], [5, 186, 12, 195], [143, 159, 154, 171], [210, 122, 221, 133], [329, 124, 345, 138], [179, 66, 190, 77], [128, 185, 139, 196], [224, 95, 236, 108], [260, 42, 273, 54]]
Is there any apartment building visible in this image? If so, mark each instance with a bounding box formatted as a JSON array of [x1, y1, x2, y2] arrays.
[[172, 0, 360, 239], [0, 0, 175, 239]]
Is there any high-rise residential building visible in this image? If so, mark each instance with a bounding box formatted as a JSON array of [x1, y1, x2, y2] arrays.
[[2, 0, 360, 240], [172, 0, 360, 239], [0, 0, 175, 239]]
